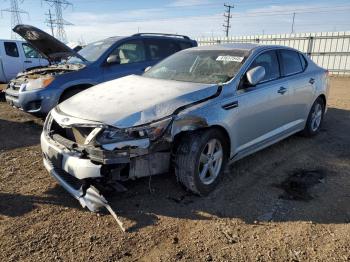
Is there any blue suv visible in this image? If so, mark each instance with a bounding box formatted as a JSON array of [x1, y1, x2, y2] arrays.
[[5, 25, 197, 114]]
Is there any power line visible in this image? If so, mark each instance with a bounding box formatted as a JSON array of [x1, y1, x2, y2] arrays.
[[64, 6, 350, 25], [223, 3, 234, 37], [43, 0, 73, 42], [1, 0, 28, 39]]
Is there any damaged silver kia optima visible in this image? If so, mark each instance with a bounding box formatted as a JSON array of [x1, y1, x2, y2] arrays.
[[41, 43, 329, 228]]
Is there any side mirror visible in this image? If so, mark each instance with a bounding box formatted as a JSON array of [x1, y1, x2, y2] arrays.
[[246, 66, 265, 86], [106, 55, 120, 65], [144, 66, 152, 72]]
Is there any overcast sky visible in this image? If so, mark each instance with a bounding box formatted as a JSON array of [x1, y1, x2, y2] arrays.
[[1, 0, 350, 43]]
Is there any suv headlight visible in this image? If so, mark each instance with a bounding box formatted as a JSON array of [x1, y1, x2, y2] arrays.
[[98, 117, 172, 144], [24, 76, 55, 91]]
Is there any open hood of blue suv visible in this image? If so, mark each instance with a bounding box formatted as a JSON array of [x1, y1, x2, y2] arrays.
[[13, 24, 86, 62]]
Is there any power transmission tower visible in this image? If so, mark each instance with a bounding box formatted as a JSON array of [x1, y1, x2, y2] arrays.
[[1, 0, 28, 39], [223, 3, 234, 37], [45, 9, 55, 37], [43, 0, 73, 42]]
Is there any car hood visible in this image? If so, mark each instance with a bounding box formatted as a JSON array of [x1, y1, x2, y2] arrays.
[[13, 24, 86, 62], [58, 75, 219, 128]]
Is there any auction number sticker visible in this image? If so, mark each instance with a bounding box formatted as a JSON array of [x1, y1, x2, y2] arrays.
[[216, 56, 244, 62]]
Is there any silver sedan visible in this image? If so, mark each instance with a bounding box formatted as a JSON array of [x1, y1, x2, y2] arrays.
[[41, 43, 329, 216]]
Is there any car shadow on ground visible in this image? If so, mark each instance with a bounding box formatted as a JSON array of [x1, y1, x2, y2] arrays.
[[1, 108, 349, 231], [0, 119, 42, 151], [0, 187, 80, 217]]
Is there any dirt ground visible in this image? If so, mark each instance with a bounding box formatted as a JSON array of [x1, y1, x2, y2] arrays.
[[0, 78, 349, 261]]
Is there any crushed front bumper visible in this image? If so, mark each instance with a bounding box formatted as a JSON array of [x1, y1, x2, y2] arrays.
[[43, 158, 107, 211], [41, 132, 126, 230], [41, 132, 105, 210]]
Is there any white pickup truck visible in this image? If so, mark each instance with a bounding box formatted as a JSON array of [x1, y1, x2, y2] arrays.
[[0, 39, 48, 83]]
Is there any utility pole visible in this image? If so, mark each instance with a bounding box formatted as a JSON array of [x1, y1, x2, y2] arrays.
[[223, 3, 234, 37], [43, 0, 73, 42], [45, 9, 55, 37], [1, 0, 28, 39], [291, 12, 296, 34]]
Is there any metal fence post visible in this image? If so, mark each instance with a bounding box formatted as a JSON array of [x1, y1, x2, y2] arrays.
[[306, 36, 314, 57]]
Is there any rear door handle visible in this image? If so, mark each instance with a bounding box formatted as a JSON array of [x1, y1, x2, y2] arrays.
[[222, 101, 238, 110], [277, 87, 287, 95], [24, 60, 32, 63], [309, 78, 315, 84]]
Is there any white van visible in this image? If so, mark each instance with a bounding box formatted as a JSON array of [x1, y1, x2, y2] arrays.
[[0, 39, 48, 83]]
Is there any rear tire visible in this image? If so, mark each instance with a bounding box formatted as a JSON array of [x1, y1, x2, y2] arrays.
[[301, 97, 325, 137], [174, 128, 228, 195]]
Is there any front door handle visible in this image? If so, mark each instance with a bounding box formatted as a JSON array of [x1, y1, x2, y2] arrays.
[[278, 87, 287, 95], [309, 78, 315, 84], [24, 60, 32, 63], [222, 101, 238, 110]]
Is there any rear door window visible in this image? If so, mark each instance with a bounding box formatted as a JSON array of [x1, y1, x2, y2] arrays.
[[280, 50, 303, 76], [145, 39, 181, 61], [249, 50, 280, 82], [4, 42, 19, 57], [111, 40, 146, 64]]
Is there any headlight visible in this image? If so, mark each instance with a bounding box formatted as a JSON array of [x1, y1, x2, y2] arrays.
[[98, 117, 172, 144], [24, 76, 55, 91], [128, 117, 173, 141]]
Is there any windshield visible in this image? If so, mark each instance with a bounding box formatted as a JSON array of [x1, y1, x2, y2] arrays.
[[67, 39, 116, 63], [143, 49, 248, 84]]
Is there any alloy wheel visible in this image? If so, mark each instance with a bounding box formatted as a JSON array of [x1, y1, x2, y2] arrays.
[[311, 103, 323, 132], [198, 138, 223, 185]]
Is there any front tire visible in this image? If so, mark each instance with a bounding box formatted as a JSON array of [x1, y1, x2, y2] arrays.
[[174, 128, 228, 195], [301, 97, 325, 137]]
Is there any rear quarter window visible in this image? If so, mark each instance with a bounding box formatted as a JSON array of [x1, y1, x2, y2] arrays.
[[178, 41, 194, 50], [280, 50, 303, 76], [299, 53, 307, 70]]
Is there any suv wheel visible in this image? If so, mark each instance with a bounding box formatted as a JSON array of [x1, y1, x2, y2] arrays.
[[174, 128, 228, 195], [301, 97, 325, 137]]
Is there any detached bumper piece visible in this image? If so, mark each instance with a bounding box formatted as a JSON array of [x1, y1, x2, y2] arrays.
[[43, 157, 126, 232]]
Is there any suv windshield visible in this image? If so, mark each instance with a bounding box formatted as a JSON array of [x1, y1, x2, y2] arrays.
[[143, 49, 248, 84], [67, 39, 117, 63]]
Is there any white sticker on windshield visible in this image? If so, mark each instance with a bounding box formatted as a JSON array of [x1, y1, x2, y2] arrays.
[[216, 56, 244, 62]]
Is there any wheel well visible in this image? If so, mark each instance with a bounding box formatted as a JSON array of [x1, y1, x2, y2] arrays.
[[59, 84, 93, 102], [173, 125, 231, 157], [318, 94, 327, 109], [211, 125, 231, 155]]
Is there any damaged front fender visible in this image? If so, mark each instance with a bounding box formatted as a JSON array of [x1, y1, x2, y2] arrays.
[[170, 115, 209, 138]]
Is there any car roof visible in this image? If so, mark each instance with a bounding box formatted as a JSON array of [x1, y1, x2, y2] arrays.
[[192, 43, 297, 53], [100, 34, 194, 44]]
